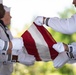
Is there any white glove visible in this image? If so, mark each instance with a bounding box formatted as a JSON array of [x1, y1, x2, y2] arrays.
[[53, 52, 69, 68], [53, 42, 65, 53], [18, 50, 35, 66], [34, 16, 44, 26], [11, 37, 24, 50]]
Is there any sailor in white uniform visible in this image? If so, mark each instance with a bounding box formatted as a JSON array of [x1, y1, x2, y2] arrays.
[[0, 0, 35, 75], [34, 0, 76, 68]]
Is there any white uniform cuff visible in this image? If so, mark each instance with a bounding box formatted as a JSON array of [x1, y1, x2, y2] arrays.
[[53, 52, 69, 68], [44, 18, 50, 26], [67, 44, 76, 59]]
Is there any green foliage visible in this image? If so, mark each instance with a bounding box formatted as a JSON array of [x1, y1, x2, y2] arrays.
[[47, 27, 76, 44], [12, 62, 75, 75], [58, 6, 76, 18]]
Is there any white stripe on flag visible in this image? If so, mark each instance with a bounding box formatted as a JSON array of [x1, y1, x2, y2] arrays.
[[28, 24, 51, 61]]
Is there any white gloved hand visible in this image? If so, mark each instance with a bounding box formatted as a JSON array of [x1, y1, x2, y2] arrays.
[[34, 16, 44, 26], [53, 52, 69, 68], [11, 37, 24, 50], [52, 42, 70, 68], [53, 42, 65, 53], [18, 50, 35, 66]]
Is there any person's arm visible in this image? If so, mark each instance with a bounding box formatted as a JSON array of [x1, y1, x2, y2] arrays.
[[63, 42, 76, 64], [0, 38, 24, 54], [53, 42, 76, 60], [34, 14, 76, 34], [52, 42, 76, 68], [44, 15, 76, 34]]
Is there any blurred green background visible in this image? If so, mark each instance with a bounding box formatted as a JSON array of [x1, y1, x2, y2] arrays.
[[12, 5, 76, 75]]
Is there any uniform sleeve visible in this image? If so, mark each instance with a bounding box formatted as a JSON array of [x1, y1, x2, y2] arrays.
[[67, 42, 76, 64], [46, 14, 76, 34], [0, 27, 9, 51]]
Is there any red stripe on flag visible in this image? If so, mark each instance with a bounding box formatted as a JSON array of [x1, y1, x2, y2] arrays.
[[34, 22, 58, 60], [21, 31, 41, 61]]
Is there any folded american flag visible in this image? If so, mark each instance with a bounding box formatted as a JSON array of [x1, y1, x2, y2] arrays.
[[21, 22, 58, 61]]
